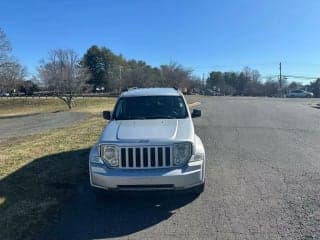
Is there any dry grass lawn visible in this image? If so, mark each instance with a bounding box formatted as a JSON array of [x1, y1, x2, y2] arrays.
[[0, 97, 116, 117]]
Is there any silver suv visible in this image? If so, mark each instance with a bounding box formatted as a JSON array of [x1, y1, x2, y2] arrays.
[[89, 88, 205, 194], [287, 90, 314, 98]]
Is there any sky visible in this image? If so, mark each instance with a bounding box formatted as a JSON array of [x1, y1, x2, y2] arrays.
[[0, 0, 319, 83]]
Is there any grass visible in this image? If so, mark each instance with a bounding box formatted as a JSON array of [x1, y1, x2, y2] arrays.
[[0, 97, 116, 117], [0, 97, 115, 240]]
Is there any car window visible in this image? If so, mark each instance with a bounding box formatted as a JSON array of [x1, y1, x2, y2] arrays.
[[113, 96, 188, 120]]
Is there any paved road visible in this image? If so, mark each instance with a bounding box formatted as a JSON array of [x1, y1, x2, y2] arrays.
[[0, 112, 88, 140], [41, 97, 320, 240]]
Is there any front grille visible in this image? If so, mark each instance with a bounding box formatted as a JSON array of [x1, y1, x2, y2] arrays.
[[119, 146, 172, 169]]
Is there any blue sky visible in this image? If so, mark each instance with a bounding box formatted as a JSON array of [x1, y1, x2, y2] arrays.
[[0, 0, 319, 83]]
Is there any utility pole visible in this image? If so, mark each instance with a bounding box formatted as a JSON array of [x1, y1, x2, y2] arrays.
[[279, 62, 282, 97], [202, 73, 205, 89], [279, 62, 282, 89]]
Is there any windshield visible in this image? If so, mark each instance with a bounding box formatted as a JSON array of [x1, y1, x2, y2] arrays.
[[113, 96, 188, 120]]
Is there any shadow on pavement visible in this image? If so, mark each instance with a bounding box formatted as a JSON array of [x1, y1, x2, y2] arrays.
[[42, 185, 198, 240], [312, 104, 320, 110], [0, 148, 198, 239]]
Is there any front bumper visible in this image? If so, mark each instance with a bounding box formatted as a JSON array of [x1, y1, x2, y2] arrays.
[[89, 160, 205, 191]]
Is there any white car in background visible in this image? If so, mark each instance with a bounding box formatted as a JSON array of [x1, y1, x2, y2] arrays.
[[287, 90, 314, 98]]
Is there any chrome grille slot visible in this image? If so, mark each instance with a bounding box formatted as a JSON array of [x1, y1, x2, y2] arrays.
[[128, 148, 133, 167], [120, 146, 172, 169], [165, 147, 171, 166], [135, 148, 141, 167], [121, 148, 126, 167]]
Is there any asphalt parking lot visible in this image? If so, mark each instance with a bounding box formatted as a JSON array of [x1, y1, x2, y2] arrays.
[[35, 97, 320, 239], [0, 111, 88, 140]]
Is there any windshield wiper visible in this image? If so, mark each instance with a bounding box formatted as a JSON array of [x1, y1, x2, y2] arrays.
[[145, 115, 176, 119], [131, 117, 147, 120], [116, 116, 146, 120]]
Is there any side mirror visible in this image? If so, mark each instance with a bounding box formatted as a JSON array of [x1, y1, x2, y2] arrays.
[[102, 111, 111, 120], [191, 109, 201, 118]]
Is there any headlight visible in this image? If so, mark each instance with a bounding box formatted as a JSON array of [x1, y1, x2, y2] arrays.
[[100, 145, 119, 167], [173, 142, 192, 166]]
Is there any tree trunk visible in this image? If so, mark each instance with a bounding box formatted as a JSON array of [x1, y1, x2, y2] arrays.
[[58, 95, 73, 109]]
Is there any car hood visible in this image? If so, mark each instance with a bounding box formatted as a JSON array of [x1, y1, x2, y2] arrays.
[[99, 119, 194, 142]]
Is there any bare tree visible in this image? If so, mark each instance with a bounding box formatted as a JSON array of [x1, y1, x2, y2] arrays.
[[0, 61, 27, 92], [0, 28, 27, 93], [0, 28, 12, 92], [0, 28, 11, 68], [160, 62, 193, 88], [39, 49, 89, 109]]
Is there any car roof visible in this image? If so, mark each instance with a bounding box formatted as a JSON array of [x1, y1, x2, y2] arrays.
[[120, 88, 181, 97]]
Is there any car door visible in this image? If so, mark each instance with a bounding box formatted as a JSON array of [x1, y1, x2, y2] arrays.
[[290, 90, 298, 97], [296, 90, 303, 97]]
